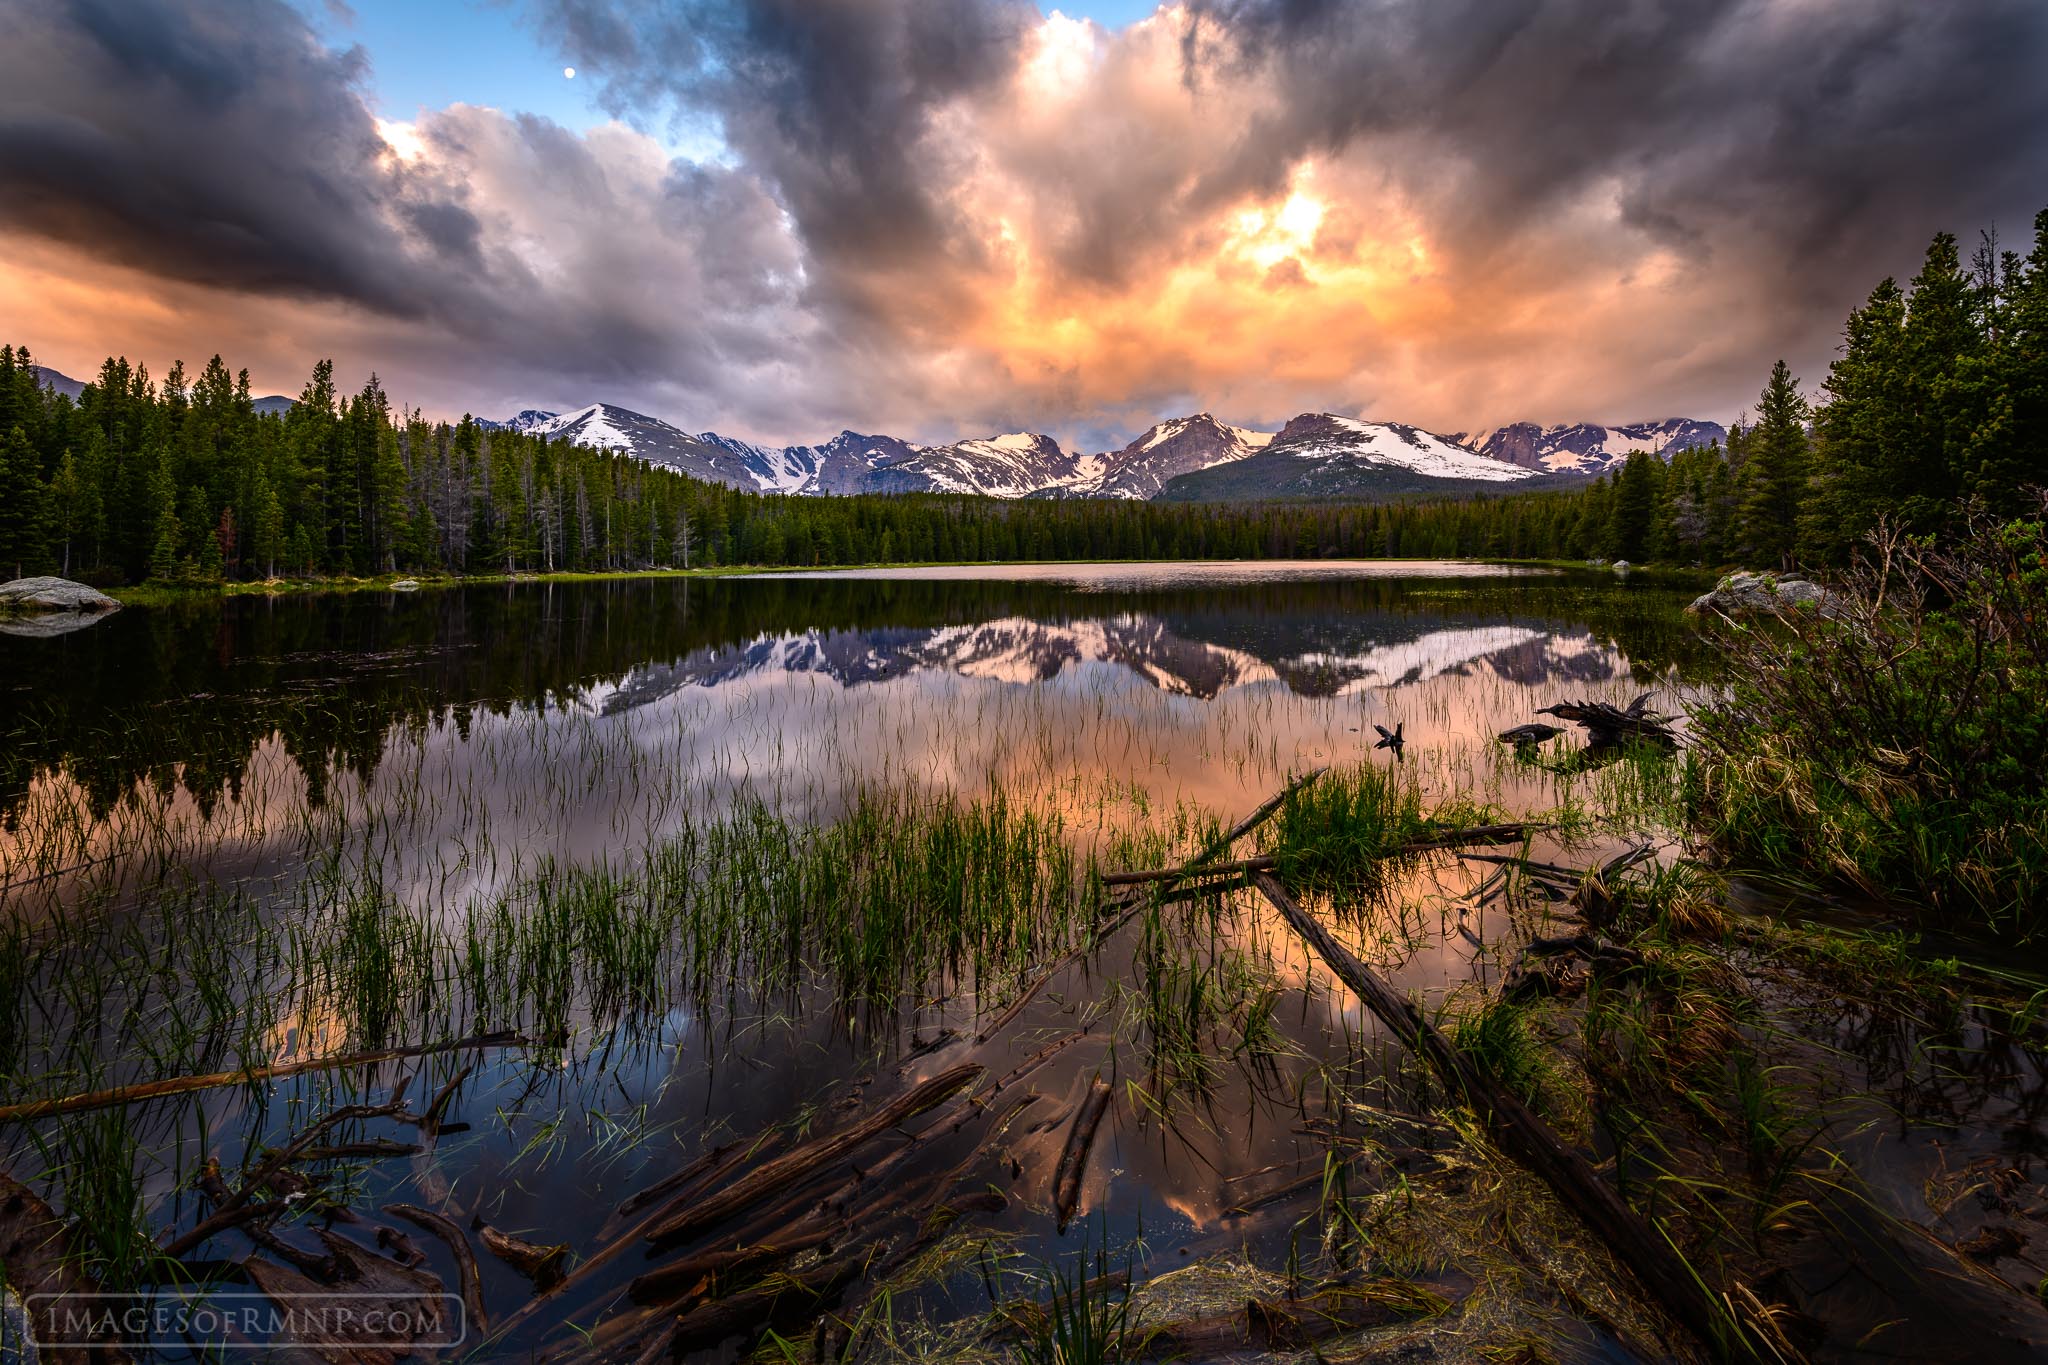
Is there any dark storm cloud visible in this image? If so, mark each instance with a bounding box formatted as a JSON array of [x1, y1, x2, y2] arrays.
[[0, 0, 821, 420], [532, 0, 2048, 426], [541, 0, 1036, 308], [6, 0, 2048, 441], [1183, 0, 2048, 280], [0, 0, 437, 312]]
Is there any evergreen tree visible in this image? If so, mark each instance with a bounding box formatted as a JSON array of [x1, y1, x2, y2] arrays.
[[1735, 360, 1809, 568], [253, 479, 285, 580], [1604, 451, 1662, 562], [0, 425, 45, 577], [47, 449, 85, 576]]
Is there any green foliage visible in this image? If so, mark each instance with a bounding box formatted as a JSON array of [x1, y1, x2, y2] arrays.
[[1451, 998, 1552, 1112], [1269, 763, 1493, 903], [1735, 359, 1810, 567], [1016, 1244, 1134, 1365], [1688, 512, 2048, 938]]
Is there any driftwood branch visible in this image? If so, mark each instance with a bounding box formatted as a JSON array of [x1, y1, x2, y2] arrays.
[[159, 1100, 409, 1259], [384, 1202, 489, 1334], [1251, 872, 1728, 1357]]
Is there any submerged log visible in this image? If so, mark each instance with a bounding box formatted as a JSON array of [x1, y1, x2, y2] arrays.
[[1105, 823, 1548, 888], [1534, 697, 1678, 746], [604, 1130, 788, 1238], [160, 1099, 411, 1258], [626, 1224, 836, 1306], [1101, 768, 1328, 894], [643, 1062, 983, 1246], [477, 1222, 570, 1291], [1053, 1077, 1114, 1232], [993, 1027, 1093, 1091], [1251, 871, 1729, 1358], [1, 1173, 132, 1362], [0, 1030, 528, 1125]]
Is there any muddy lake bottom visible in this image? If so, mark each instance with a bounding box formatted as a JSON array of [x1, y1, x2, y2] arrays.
[[4, 562, 2048, 1362]]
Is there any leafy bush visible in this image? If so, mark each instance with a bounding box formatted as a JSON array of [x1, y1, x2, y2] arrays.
[[1686, 507, 2048, 938]]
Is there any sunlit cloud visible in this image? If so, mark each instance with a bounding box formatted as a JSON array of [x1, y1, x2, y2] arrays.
[[4, 0, 2046, 447]]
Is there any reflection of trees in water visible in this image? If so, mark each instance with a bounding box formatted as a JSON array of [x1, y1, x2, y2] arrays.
[[1791, 987, 2048, 1169], [0, 573, 1707, 828]]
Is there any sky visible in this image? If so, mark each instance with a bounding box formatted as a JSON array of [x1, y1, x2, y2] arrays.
[[3, 0, 2046, 454]]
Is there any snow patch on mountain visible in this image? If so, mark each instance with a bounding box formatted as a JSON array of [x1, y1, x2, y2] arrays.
[[487, 395, 1717, 502], [1454, 419, 1726, 474], [1272, 416, 1536, 483]]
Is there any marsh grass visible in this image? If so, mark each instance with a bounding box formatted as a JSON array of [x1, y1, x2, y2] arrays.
[[1266, 762, 1495, 905], [0, 783, 1099, 1115], [1014, 1242, 1135, 1365], [1450, 998, 1555, 1116], [32, 1107, 156, 1291], [1687, 512, 2048, 939]]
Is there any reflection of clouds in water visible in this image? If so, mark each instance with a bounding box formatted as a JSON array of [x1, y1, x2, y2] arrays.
[[6, 599, 1646, 927]]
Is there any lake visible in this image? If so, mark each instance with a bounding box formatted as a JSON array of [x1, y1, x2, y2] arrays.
[[3, 562, 2040, 1362]]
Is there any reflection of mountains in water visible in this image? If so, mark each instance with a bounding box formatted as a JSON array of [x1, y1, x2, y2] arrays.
[[600, 614, 1626, 713]]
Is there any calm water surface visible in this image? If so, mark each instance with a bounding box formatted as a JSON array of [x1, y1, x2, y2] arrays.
[[5, 562, 2037, 1361]]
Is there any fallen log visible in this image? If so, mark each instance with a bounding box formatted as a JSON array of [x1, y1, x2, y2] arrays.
[[666, 1254, 867, 1359], [993, 1027, 1093, 1091], [1251, 871, 1729, 1358], [1053, 1077, 1113, 1232], [409, 1060, 475, 1134], [643, 1062, 983, 1245], [1100, 768, 1328, 894], [626, 1223, 836, 1306], [976, 970, 1057, 1043], [1, 1173, 135, 1360], [1105, 824, 1550, 888], [1101, 855, 1276, 887], [482, 1075, 986, 1351], [0, 1031, 527, 1125], [384, 1202, 489, 1333], [290, 1139, 422, 1161]]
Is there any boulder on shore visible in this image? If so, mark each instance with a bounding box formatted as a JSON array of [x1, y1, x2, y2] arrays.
[[0, 576, 121, 614], [1686, 570, 1836, 617]]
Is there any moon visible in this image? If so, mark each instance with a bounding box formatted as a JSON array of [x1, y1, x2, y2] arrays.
[[563, 66, 576, 79]]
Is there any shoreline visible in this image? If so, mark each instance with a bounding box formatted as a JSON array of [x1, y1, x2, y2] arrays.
[[100, 556, 1717, 606]]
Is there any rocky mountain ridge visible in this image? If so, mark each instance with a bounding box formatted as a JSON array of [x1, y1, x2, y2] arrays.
[[25, 365, 1725, 503]]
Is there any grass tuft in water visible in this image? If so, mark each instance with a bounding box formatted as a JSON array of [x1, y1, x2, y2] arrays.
[[1268, 761, 1494, 904]]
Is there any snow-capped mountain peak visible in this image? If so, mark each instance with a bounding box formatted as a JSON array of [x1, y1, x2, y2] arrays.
[[1452, 418, 1726, 473], [484, 397, 1720, 503], [1081, 412, 1278, 499]]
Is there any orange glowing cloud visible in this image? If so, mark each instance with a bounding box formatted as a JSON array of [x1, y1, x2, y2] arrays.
[[5, 0, 2044, 448]]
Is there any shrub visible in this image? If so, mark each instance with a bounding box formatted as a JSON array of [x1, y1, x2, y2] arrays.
[[1686, 506, 2048, 938]]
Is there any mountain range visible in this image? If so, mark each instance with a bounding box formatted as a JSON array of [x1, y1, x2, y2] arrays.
[[30, 364, 1723, 503], [490, 402, 1724, 503]]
